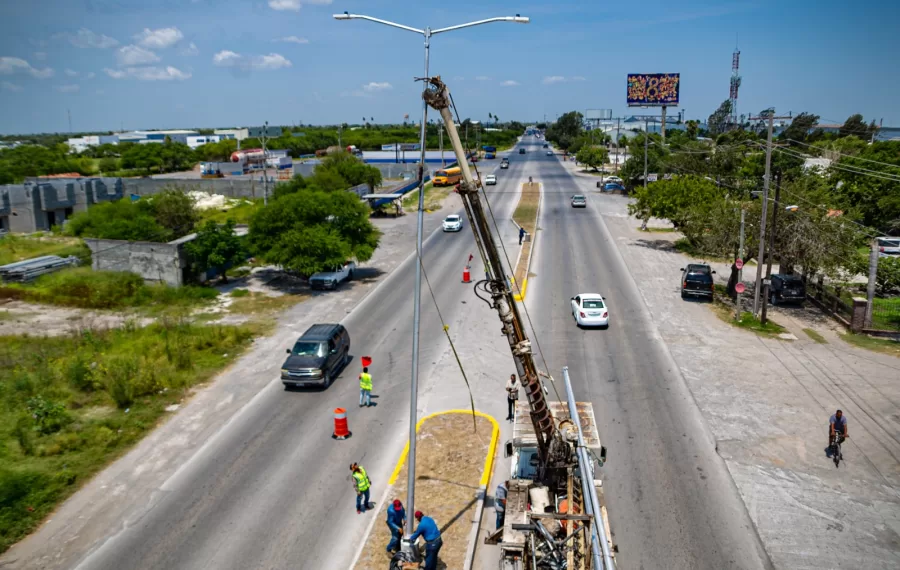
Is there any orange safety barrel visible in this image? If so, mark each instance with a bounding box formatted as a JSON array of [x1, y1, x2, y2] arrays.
[[332, 407, 352, 440]]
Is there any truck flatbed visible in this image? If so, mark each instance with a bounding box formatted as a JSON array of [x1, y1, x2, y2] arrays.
[[512, 400, 601, 449]]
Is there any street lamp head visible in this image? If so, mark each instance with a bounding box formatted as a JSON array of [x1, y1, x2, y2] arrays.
[[333, 11, 351, 20], [513, 15, 530, 23]]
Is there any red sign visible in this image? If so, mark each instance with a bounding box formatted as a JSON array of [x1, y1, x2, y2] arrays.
[[361, 356, 372, 367], [735, 259, 744, 270], [735, 283, 746, 294]]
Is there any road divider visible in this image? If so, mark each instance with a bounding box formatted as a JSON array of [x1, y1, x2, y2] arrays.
[[511, 181, 542, 302], [350, 410, 499, 570]]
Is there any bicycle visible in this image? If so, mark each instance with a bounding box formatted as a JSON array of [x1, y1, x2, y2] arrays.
[[830, 433, 847, 467]]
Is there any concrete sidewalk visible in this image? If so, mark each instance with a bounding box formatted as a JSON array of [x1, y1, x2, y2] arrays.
[[559, 158, 900, 569]]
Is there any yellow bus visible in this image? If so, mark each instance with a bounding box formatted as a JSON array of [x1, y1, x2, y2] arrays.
[[433, 166, 462, 186]]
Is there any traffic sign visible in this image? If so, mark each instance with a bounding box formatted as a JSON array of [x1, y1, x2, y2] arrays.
[[735, 259, 744, 270], [735, 282, 746, 294]]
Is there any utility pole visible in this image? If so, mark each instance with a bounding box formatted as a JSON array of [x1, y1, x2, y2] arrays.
[[643, 118, 649, 191], [760, 174, 780, 325], [661, 106, 667, 143], [439, 124, 444, 167], [865, 239, 878, 327], [736, 208, 745, 320], [749, 109, 791, 315], [262, 120, 269, 207], [615, 117, 621, 174]]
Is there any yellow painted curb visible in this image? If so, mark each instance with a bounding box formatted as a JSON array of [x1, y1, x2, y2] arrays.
[[387, 410, 500, 488], [513, 278, 528, 302]]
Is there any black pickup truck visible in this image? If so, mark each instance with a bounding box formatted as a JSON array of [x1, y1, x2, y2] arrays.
[[680, 264, 715, 300]]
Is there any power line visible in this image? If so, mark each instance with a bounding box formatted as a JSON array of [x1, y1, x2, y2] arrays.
[[756, 142, 900, 183], [783, 138, 900, 171]]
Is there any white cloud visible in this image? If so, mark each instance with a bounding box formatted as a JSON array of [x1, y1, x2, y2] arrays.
[[65, 69, 79, 77], [65, 28, 119, 49], [86, 72, 96, 79], [542, 75, 566, 85], [452, 76, 465, 81], [363, 81, 392, 92], [33, 52, 47, 61], [55, 84, 80, 93], [500, 80, 519, 87], [1, 81, 22, 91], [275, 36, 309, 44], [180, 42, 199, 56], [212, 50, 292, 71], [572, 76, 586, 81], [305, 0, 333, 3], [116, 45, 160, 66], [474, 75, 491, 81], [268, 0, 301, 10], [0, 57, 54, 79], [104, 66, 191, 81], [134, 27, 184, 49]]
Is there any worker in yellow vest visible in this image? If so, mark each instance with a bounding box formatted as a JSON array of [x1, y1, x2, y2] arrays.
[[359, 366, 373, 407], [351, 462, 372, 514]]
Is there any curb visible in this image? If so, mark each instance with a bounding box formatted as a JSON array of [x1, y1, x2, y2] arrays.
[[513, 182, 542, 302], [349, 410, 499, 570]]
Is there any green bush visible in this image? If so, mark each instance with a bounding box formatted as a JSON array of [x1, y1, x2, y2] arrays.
[[26, 396, 70, 435]]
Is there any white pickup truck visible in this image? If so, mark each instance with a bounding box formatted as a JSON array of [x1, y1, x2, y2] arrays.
[[309, 261, 356, 290]]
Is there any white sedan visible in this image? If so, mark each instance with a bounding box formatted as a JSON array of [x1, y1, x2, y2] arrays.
[[484, 174, 497, 185], [571, 293, 609, 327], [442, 214, 463, 232]]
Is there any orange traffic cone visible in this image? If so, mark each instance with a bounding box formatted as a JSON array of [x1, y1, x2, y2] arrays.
[[332, 408, 352, 440]]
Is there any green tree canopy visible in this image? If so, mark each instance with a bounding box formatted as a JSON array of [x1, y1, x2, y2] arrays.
[[314, 151, 383, 190], [780, 112, 819, 145], [66, 200, 170, 241], [248, 188, 381, 277], [186, 219, 247, 283], [706, 99, 733, 137], [575, 146, 609, 171], [546, 111, 583, 150], [150, 188, 200, 236]]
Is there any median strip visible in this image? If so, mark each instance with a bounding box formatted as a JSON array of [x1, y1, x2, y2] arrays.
[[352, 410, 498, 570], [512, 181, 541, 301]]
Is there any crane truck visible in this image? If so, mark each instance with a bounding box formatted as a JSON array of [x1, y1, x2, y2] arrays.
[[390, 77, 617, 570]]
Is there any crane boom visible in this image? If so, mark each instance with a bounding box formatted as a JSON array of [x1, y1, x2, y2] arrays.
[[420, 77, 616, 570]]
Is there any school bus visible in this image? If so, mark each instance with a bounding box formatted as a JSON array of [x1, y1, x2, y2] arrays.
[[433, 166, 462, 186]]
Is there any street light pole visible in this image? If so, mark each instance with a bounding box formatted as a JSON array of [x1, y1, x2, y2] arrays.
[[334, 11, 529, 538]]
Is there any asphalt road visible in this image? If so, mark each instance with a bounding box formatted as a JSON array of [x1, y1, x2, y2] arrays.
[[522, 148, 773, 569], [69, 150, 528, 570]]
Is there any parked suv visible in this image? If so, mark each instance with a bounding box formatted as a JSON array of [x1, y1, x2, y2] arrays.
[[680, 264, 715, 300], [281, 323, 350, 388], [769, 274, 806, 306]]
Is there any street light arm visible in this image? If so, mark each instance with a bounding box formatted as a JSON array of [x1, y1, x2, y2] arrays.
[[432, 15, 529, 35], [332, 13, 424, 35]]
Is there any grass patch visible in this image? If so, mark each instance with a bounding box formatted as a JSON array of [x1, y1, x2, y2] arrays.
[[0, 235, 90, 267], [840, 332, 900, 357], [0, 319, 258, 553], [198, 199, 263, 225], [803, 328, 828, 344], [401, 181, 453, 211], [674, 238, 754, 265], [227, 291, 306, 316], [0, 268, 218, 311], [512, 182, 540, 287], [711, 299, 786, 338], [637, 226, 676, 233], [826, 284, 900, 331]]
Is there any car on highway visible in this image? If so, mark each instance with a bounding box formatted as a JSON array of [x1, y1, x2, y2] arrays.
[[545, 150, 553, 156], [519, 148, 526, 154], [769, 273, 806, 306], [680, 264, 715, 300], [571, 194, 586, 208], [443, 214, 463, 232], [876, 236, 900, 258], [543, 143, 549, 148], [484, 174, 497, 185], [281, 323, 350, 388], [309, 261, 356, 290], [500, 161, 509, 169], [571, 294, 609, 328], [604, 182, 625, 192], [605, 176, 623, 184]]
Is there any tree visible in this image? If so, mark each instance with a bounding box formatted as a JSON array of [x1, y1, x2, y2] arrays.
[[248, 188, 381, 277], [98, 157, 118, 173], [828, 140, 900, 231], [706, 99, 733, 137], [151, 187, 200, 237], [627, 175, 726, 233], [545, 111, 583, 150], [575, 146, 609, 171], [186, 220, 247, 283], [66, 200, 170, 241], [780, 112, 819, 145], [314, 151, 382, 190], [620, 133, 668, 185], [839, 114, 867, 139], [685, 120, 700, 140]]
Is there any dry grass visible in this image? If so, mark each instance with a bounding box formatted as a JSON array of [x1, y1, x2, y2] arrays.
[[513, 182, 540, 286], [226, 290, 306, 316], [354, 413, 494, 570]]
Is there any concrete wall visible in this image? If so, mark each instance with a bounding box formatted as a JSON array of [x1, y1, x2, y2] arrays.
[[85, 238, 186, 287]]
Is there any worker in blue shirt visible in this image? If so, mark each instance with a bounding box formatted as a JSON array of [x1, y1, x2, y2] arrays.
[[385, 499, 406, 554], [410, 511, 442, 570]]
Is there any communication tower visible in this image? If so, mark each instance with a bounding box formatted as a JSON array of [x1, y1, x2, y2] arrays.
[[729, 46, 741, 129]]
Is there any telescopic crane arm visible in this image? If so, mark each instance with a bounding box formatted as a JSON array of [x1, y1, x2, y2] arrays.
[[423, 77, 558, 467]]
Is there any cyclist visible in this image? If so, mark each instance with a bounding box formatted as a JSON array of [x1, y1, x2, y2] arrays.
[[829, 409, 848, 449]]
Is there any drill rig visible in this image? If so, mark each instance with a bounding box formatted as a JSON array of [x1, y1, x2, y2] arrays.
[[422, 77, 616, 570]]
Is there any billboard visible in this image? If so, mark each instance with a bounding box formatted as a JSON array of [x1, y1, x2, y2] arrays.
[[585, 109, 612, 120], [626, 73, 680, 107]]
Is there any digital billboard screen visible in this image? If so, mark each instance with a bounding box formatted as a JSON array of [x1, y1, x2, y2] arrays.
[[626, 73, 680, 107]]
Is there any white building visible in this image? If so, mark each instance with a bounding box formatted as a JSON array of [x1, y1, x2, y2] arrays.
[[186, 135, 228, 149], [66, 135, 119, 153], [214, 128, 250, 142]]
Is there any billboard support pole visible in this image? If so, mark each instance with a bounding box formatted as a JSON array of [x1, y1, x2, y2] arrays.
[[661, 106, 667, 143]]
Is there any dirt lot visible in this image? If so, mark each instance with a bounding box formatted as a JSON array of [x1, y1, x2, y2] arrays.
[[512, 182, 540, 286], [355, 413, 495, 570]]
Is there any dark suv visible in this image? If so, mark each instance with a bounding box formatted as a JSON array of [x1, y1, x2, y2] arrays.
[[680, 264, 715, 300], [769, 274, 805, 306], [281, 323, 350, 389]]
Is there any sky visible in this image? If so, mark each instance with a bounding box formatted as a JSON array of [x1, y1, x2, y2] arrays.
[[0, 0, 897, 135]]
